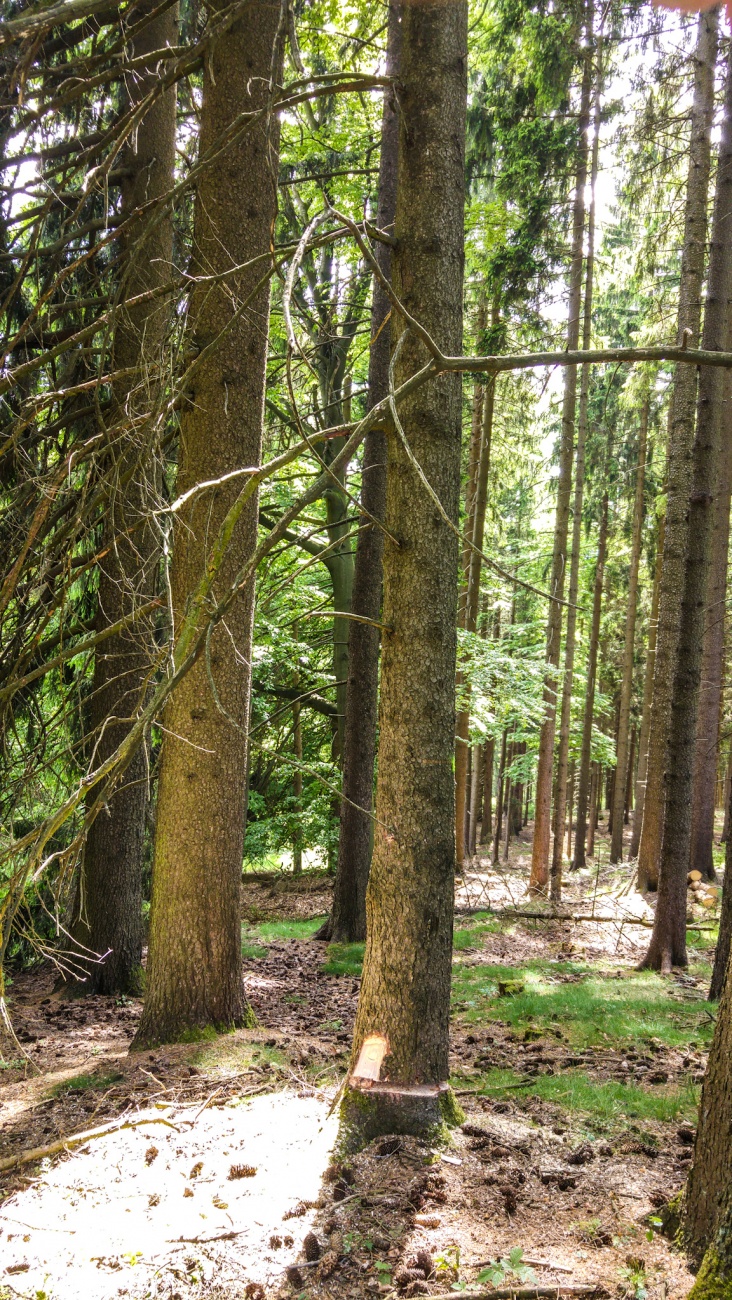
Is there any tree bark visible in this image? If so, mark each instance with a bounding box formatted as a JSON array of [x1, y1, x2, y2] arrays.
[[689, 378, 732, 880], [480, 737, 494, 844], [455, 316, 497, 864], [710, 788, 732, 1000], [631, 512, 664, 861], [468, 742, 482, 856], [134, 0, 283, 1046], [550, 46, 601, 900], [640, 39, 732, 975], [573, 489, 609, 869], [324, 0, 401, 944], [686, 870, 732, 1261], [530, 21, 592, 894], [340, 0, 467, 1147], [610, 389, 648, 862], [636, 9, 718, 892], [687, 1183, 732, 1298], [73, 1, 178, 996]]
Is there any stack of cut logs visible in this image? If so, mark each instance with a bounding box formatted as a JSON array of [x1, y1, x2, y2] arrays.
[[688, 870, 721, 908]]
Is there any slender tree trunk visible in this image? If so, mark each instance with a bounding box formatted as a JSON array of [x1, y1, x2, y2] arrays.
[[637, 10, 718, 892], [689, 380, 732, 880], [493, 730, 508, 866], [531, 23, 593, 894], [611, 390, 648, 861], [625, 725, 636, 823], [480, 737, 494, 844], [588, 763, 599, 859], [573, 490, 609, 868], [550, 35, 601, 902], [134, 0, 283, 1046], [340, 0, 467, 1147], [324, 0, 401, 944], [631, 513, 665, 860], [73, 2, 178, 996], [293, 698, 303, 875], [455, 322, 498, 864], [640, 42, 732, 975], [468, 743, 482, 856]]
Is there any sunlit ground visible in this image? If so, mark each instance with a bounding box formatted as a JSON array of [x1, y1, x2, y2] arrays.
[[1, 1092, 338, 1298]]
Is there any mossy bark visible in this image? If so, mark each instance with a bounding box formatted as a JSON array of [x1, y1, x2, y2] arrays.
[[134, 0, 283, 1047], [687, 1188, 732, 1299], [341, 0, 467, 1146]]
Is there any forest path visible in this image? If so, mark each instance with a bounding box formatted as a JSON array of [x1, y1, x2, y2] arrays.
[[0, 827, 719, 1298]]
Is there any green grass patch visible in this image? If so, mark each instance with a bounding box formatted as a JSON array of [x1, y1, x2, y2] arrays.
[[51, 1070, 123, 1096], [321, 942, 364, 977], [455, 1066, 700, 1126], [451, 962, 715, 1052], [241, 915, 325, 958], [453, 914, 503, 951]]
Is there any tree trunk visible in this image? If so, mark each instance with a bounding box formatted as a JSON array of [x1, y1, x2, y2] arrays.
[[468, 743, 482, 856], [455, 319, 497, 864], [722, 744, 732, 842], [640, 40, 732, 975], [549, 34, 601, 902], [134, 0, 283, 1046], [325, 0, 401, 944], [340, 0, 467, 1148], [492, 730, 508, 866], [74, 1, 178, 996], [588, 763, 599, 859], [689, 379, 732, 880], [480, 737, 494, 844], [625, 725, 636, 824], [293, 696, 303, 875], [573, 490, 609, 868], [687, 1184, 732, 1298], [636, 9, 718, 893], [530, 22, 592, 894], [686, 867, 732, 1261], [710, 785, 732, 1000], [610, 389, 648, 862], [631, 512, 665, 861]]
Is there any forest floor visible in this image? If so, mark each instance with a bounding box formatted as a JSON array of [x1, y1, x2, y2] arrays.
[[0, 821, 720, 1300]]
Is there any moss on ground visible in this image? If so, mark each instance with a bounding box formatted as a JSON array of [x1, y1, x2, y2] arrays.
[[451, 961, 715, 1052]]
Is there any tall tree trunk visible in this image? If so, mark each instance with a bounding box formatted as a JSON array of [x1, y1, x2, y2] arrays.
[[573, 489, 609, 868], [324, 0, 401, 944], [550, 48, 601, 900], [340, 0, 467, 1147], [530, 22, 592, 894], [689, 382, 732, 880], [686, 1184, 732, 1298], [480, 737, 494, 844], [74, 1, 178, 996], [640, 41, 732, 975], [492, 730, 508, 866], [610, 389, 648, 862], [455, 317, 498, 864], [624, 725, 636, 823], [292, 697, 303, 875], [134, 0, 283, 1047], [722, 743, 732, 842], [631, 513, 664, 860], [468, 743, 482, 856], [636, 9, 718, 892]]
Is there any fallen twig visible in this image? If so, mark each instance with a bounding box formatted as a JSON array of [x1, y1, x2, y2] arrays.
[[455, 907, 715, 932], [0, 1112, 179, 1173]]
